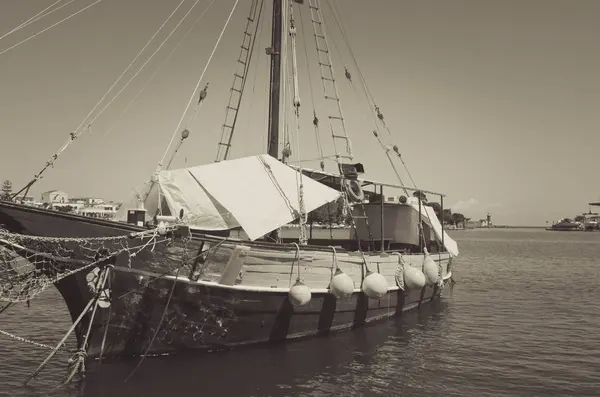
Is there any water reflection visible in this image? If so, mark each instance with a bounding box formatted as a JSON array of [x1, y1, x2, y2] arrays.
[[79, 301, 448, 397]]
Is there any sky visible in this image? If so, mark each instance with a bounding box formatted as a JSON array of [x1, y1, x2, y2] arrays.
[[1, 0, 600, 226]]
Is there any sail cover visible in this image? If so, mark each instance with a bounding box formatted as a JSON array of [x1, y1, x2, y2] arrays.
[[137, 154, 341, 240], [157, 167, 239, 230], [407, 197, 460, 256]]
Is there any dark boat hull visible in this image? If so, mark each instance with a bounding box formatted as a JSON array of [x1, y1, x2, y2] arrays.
[[85, 267, 446, 359], [0, 201, 452, 359]]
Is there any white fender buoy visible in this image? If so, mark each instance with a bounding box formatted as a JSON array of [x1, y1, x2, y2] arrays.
[[403, 265, 426, 289], [157, 221, 167, 236], [288, 280, 311, 306], [423, 255, 439, 286], [329, 268, 355, 299], [362, 271, 388, 299]]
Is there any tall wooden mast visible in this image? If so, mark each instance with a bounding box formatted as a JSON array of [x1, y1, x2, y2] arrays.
[[267, 0, 283, 158]]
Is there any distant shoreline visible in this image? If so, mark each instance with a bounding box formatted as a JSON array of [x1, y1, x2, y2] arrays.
[[478, 226, 545, 229], [452, 226, 546, 230]]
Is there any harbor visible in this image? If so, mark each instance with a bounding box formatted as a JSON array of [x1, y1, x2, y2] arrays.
[[1, 0, 599, 396], [1, 227, 597, 397], [1, 0, 459, 386], [545, 202, 600, 232]]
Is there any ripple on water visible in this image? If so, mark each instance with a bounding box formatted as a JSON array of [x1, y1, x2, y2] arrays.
[[1, 229, 600, 397]]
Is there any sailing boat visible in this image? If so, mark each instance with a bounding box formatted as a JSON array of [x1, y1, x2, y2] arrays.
[[0, 0, 458, 368]]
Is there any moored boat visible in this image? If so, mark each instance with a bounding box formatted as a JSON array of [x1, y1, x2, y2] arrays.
[[545, 218, 583, 231], [0, 0, 459, 383]]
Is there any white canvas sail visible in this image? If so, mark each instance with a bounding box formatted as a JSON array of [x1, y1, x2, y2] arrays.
[[408, 197, 459, 256], [119, 154, 340, 239], [114, 176, 238, 231], [182, 154, 341, 240], [157, 168, 240, 230]]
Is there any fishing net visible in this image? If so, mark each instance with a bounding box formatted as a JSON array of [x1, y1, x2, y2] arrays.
[[0, 227, 176, 304]]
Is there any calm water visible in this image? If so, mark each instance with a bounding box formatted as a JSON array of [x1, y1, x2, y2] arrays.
[[1, 228, 599, 397]]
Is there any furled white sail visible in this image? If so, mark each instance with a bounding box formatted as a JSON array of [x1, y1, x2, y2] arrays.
[[407, 197, 459, 256]]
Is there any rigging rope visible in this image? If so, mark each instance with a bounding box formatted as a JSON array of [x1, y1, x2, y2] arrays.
[[12, 0, 187, 199], [0, 227, 171, 304], [18, 0, 80, 33], [326, 0, 418, 189], [309, 0, 353, 162], [321, 7, 344, 68], [289, 155, 338, 164], [325, 0, 380, 130], [0, 225, 230, 384], [306, 0, 373, 265], [215, 0, 264, 162], [298, 4, 325, 171], [326, 0, 425, 238], [325, 0, 390, 142], [0, 0, 103, 57], [157, 0, 241, 170], [371, 130, 409, 195], [102, 0, 218, 138], [242, 12, 265, 144], [325, 0, 383, 137], [262, 29, 271, 152], [289, 2, 308, 245], [281, 0, 290, 162], [85, 0, 205, 130], [144, 0, 240, 203], [246, 14, 263, 130], [0, 0, 64, 42], [326, 20, 408, 193]]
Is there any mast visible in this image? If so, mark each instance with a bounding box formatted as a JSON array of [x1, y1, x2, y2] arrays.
[[267, 0, 283, 158]]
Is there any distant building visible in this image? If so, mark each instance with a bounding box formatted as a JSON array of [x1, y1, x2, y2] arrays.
[[39, 191, 120, 218], [64, 202, 85, 212], [41, 190, 68, 204], [479, 212, 493, 228], [74, 199, 120, 219], [79, 206, 118, 219], [51, 202, 76, 212], [69, 197, 105, 206], [102, 203, 120, 212]]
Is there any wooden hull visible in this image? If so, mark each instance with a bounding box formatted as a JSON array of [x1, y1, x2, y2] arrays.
[[84, 268, 447, 359], [0, 201, 453, 359]]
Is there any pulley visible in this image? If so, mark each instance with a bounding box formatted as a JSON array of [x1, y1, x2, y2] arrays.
[[344, 67, 352, 82], [375, 105, 384, 122], [198, 83, 209, 104]]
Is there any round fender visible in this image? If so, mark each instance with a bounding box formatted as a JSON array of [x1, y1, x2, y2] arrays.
[[344, 179, 364, 202]]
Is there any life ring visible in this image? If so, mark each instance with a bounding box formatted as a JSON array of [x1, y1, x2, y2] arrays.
[[344, 179, 364, 202]]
